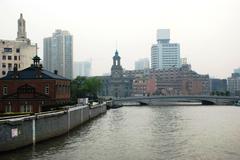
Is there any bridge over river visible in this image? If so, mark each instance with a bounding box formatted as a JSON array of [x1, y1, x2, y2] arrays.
[[113, 95, 240, 106]]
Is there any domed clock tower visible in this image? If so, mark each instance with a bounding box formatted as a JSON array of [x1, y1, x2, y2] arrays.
[[99, 50, 133, 98]]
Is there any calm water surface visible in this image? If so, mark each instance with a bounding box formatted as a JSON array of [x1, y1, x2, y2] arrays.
[[1, 105, 240, 160]]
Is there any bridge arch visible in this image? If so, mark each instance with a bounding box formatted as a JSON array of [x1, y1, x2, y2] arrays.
[[201, 100, 215, 105]]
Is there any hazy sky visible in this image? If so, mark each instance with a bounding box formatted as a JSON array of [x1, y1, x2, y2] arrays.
[[0, 0, 240, 78]]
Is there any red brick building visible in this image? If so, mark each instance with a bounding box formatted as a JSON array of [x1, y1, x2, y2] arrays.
[[0, 56, 71, 113], [132, 77, 157, 96]]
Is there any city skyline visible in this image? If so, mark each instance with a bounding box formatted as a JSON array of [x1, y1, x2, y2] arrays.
[[0, 0, 240, 78]]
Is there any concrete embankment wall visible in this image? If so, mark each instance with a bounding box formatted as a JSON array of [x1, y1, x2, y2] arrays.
[[0, 104, 106, 152]]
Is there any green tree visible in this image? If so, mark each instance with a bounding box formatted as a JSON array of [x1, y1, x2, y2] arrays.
[[70, 76, 102, 102], [70, 76, 86, 101], [220, 92, 225, 96], [210, 91, 215, 96], [225, 91, 230, 96]]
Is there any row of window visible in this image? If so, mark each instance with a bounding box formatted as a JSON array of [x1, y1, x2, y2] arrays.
[[2, 55, 20, 60], [2, 84, 71, 96], [5, 105, 31, 113], [2, 85, 49, 95], [162, 44, 178, 47], [2, 63, 20, 68], [1, 63, 21, 75], [56, 84, 70, 94], [3, 48, 20, 53]]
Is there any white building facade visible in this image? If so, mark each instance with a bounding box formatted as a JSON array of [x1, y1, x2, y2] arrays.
[[135, 58, 149, 70], [151, 29, 180, 70], [0, 14, 36, 78], [43, 30, 73, 79]]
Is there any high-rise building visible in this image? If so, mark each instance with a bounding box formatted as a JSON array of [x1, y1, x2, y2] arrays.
[[0, 14, 36, 78], [151, 29, 180, 69], [135, 58, 150, 70], [43, 30, 73, 79], [73, 61, 92, 78]]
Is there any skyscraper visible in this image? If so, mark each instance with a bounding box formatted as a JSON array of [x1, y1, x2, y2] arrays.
[[43, 30, 73, 79], [0, 13, 36, 78], [151, 29, 180, 69], [135, 58, 150, 70]]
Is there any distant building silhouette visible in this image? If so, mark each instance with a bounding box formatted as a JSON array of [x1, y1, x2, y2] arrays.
[[135, 58, 149, 70], [73, 61, 92, 78]]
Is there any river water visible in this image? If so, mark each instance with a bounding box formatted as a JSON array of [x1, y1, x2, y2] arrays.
[[1, 105, 240, 160]]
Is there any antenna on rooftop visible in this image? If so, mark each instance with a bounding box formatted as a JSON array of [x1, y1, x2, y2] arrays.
[[116, 40, 118, 50], [35, 43, 38, 56]]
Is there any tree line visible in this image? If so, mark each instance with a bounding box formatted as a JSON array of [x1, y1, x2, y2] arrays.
[[210, 91, 230, 96], [70, 76, 102, 102]]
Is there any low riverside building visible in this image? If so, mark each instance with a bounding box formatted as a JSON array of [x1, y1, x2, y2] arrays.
[[132, 76, 157, 96], [99, 52, 209, 97], [125, 64, 210, 96], [0, 55, 71, 113]]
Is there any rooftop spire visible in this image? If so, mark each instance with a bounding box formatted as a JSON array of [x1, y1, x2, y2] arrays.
[[35, 43, 38, 56], [32, 43, 41, 67], [16, 13, 27, 41], [115, 49, 118, 56]]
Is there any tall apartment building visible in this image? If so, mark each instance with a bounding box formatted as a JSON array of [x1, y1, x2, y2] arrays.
[[73, 61, 92, 78], [151, 29, 180, 69], [135, 58, 150, 70], [43, 30, 73, 79], [0, 14, 36, 78]]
